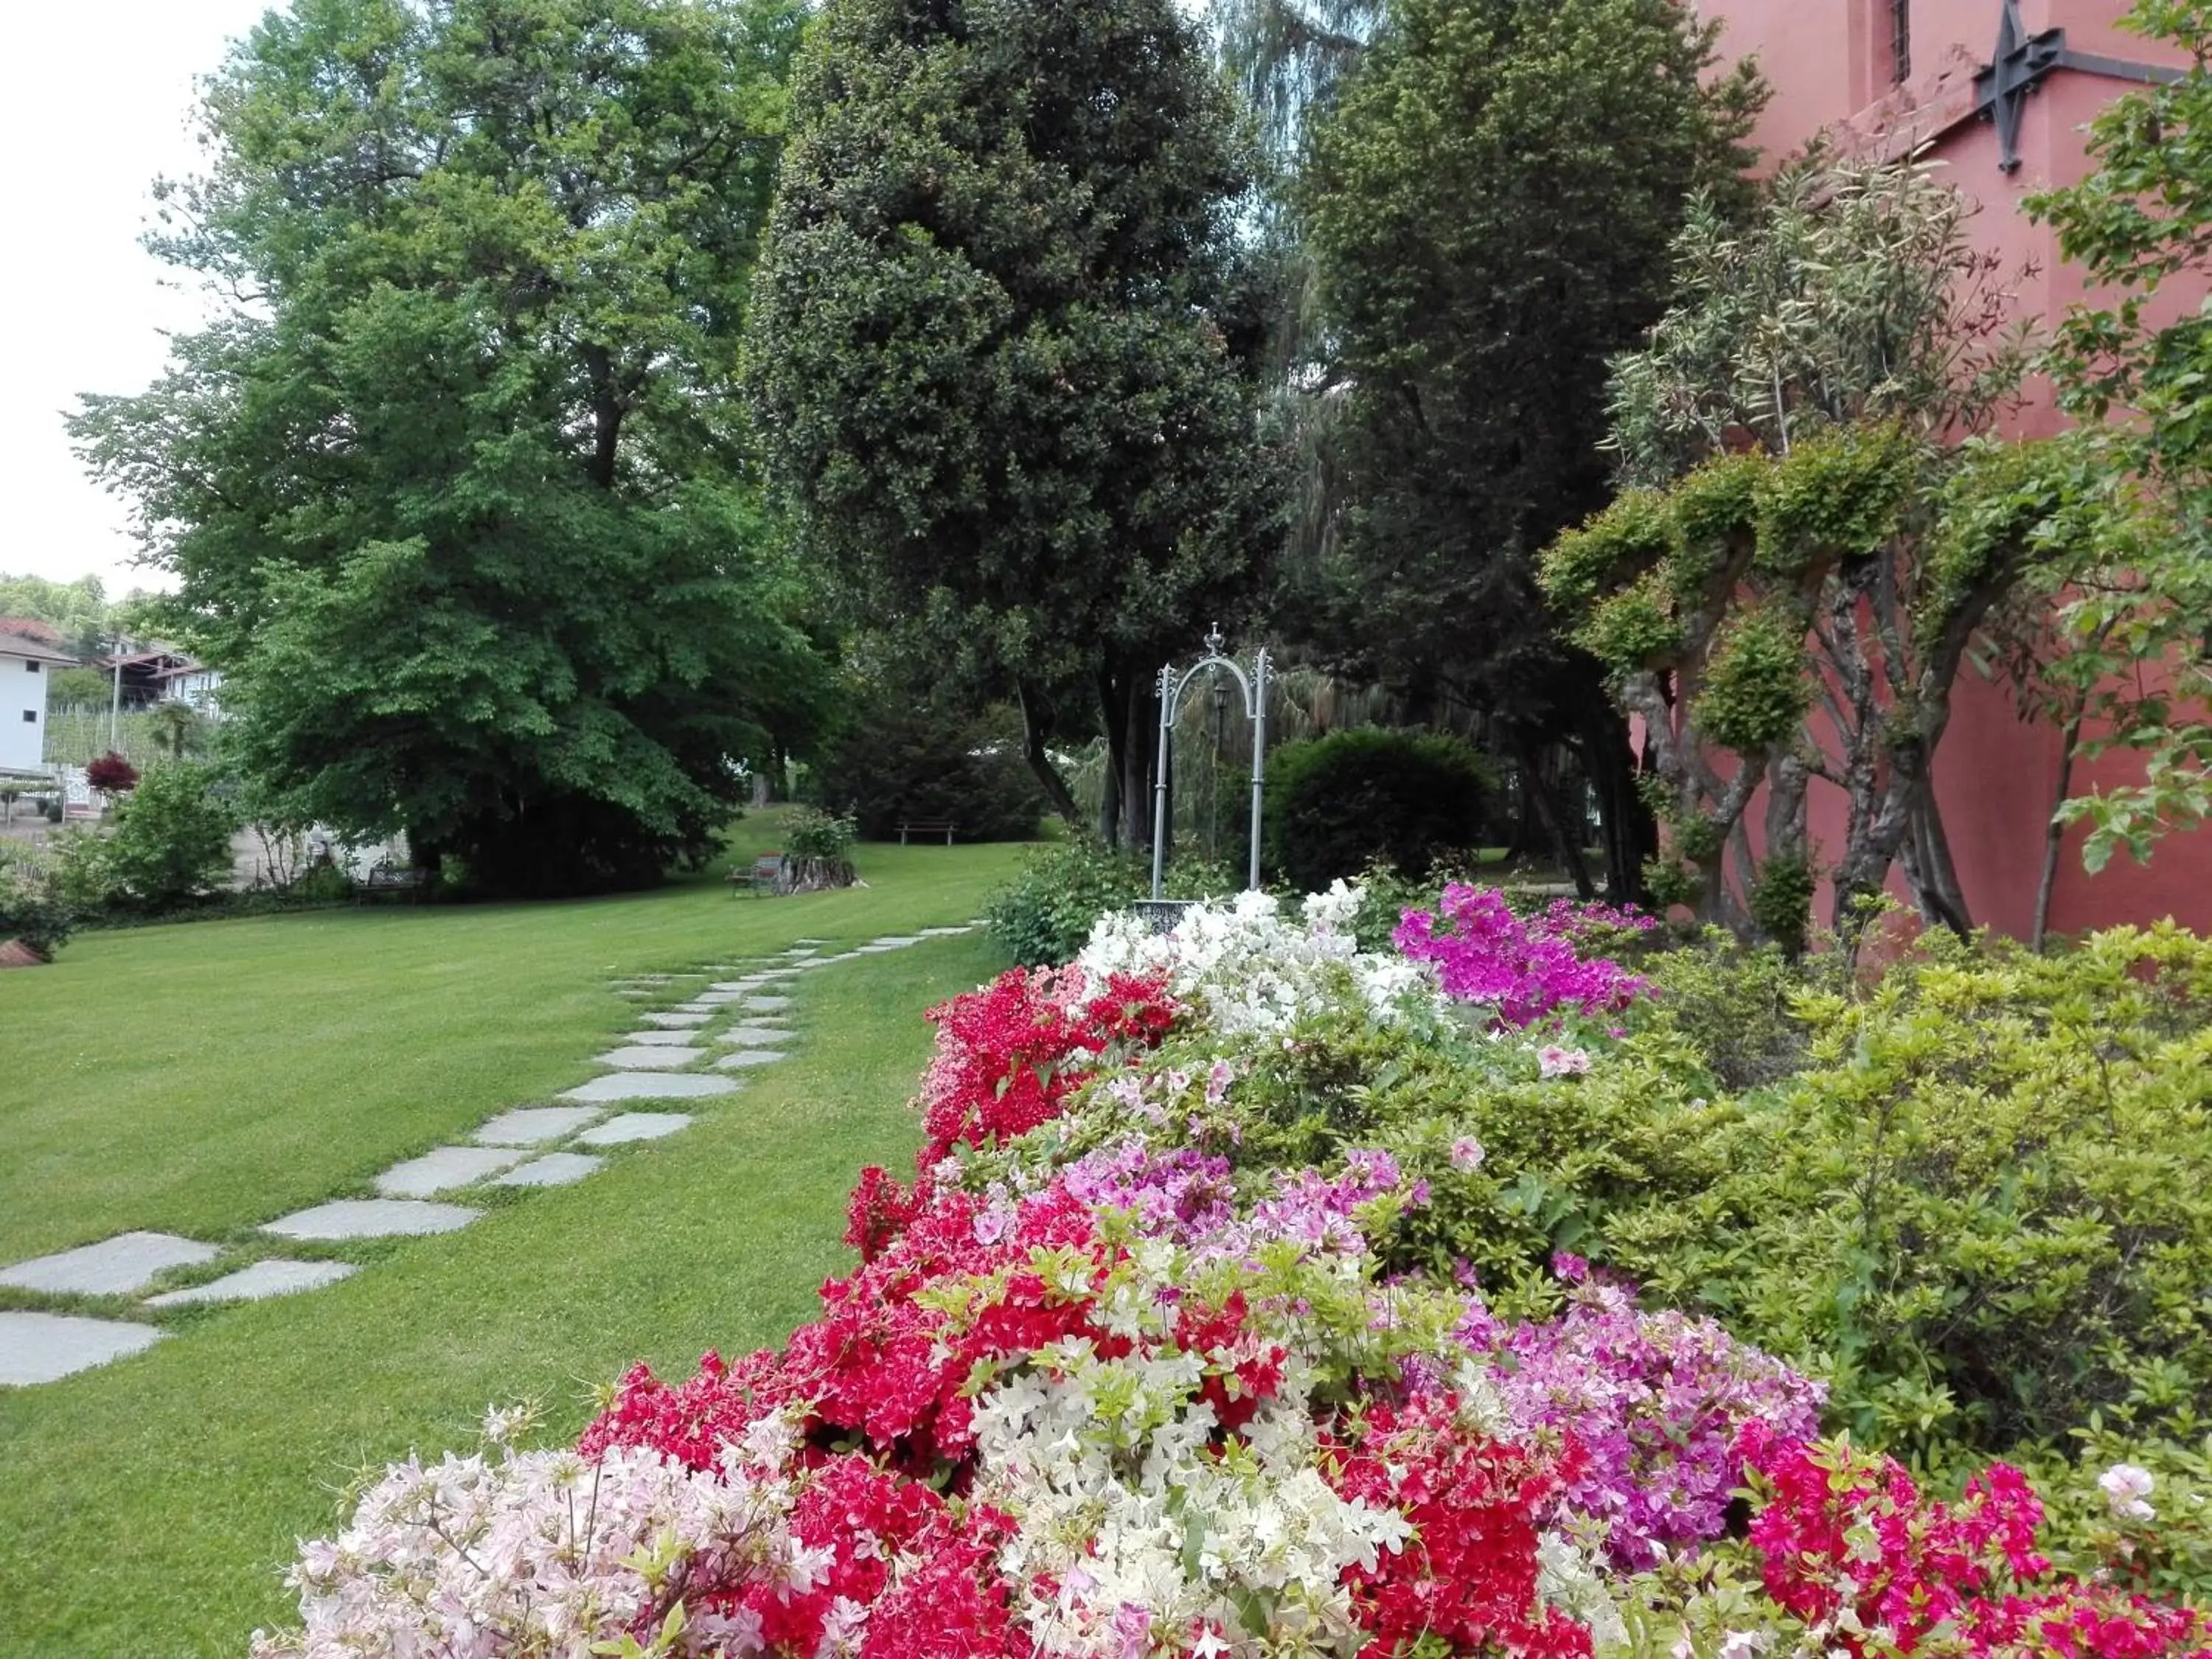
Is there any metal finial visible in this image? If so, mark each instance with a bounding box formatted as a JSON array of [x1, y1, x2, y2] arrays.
[[1203, 623, 1225, 658]]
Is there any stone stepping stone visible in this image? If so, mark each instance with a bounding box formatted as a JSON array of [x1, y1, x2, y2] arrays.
[[474, 1107, 605, 1147], [575, 1113, 694, 1147], [595, 1045, 706, 1070], [720, 1024, 794, 1047], [639, 1012, 710, 1029], [619, 1030, 703, 1047], [743, 995, 793, 1012], [716, 1049, 790, 1071], [493, 1152, 605, 1188], [264, 1200, 479, 1241], [375, 1147, 528, 1198], [559, 1071, 737, 1104], [146, 1260, 357, 1308], [0, 1231, 221, 1297], [0, 1312, 164, 1385], [919, 926, 974, 937]]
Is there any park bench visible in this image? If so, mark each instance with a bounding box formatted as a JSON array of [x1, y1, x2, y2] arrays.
[[894, 819, 958, 846], [356, 862, 431, 902], [729, 852, 786, 896]]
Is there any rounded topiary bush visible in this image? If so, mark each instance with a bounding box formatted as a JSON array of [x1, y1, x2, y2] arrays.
[[1263, 728, 1491, 892]]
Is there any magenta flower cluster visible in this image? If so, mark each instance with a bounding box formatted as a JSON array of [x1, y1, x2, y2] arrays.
[[1455, 1274, 1827, 1571], [1394, 884, 1656, 1027]]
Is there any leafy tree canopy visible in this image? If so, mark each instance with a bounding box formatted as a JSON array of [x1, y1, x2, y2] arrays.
[[1290, 0, 1764, 898], [744, 0, 1285, 844], [72, 0, 833, 895]]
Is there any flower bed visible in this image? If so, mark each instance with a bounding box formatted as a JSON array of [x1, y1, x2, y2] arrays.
[[254, 888, 2212, 1658]]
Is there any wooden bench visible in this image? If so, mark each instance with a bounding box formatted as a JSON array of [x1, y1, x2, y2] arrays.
[[728, 852, 786, 896], [356, 862, 431, 903], [894, 819, 958, 846]]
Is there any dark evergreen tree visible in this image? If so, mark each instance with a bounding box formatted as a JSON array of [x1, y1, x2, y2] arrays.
[[745, 0, 1285, 846], [1294, 0, 1763, 897]]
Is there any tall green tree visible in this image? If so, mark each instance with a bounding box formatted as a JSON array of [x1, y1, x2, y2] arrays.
[[744, 0, 1284, 846], [72, 0, 830, 896], [1293, 0, 1763, 900]]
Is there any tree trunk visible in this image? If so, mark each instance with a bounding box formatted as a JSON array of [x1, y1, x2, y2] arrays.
[[1015, 681, 1083, 828], [1901, 778, 1972, 939], [1121, 672, 1155, 852], [2032, 708, 2086, 953], [1576, 691, 1652, 903], [1097, 662, 1127, 849], [1514, 730, 1594, 898]]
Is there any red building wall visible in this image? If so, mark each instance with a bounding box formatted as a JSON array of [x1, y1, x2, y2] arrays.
[[1688, 0, 2210, 936]]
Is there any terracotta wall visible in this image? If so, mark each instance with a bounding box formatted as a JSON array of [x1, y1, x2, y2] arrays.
[[1681, 0, 2212, 934]]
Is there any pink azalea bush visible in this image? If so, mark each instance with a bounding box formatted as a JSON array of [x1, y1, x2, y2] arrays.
[[255, 885, 2211, 1659], [1394, 885, 1655, 1027]]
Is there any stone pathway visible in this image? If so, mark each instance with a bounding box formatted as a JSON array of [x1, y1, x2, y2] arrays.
[[0, 920, 981, 1386]]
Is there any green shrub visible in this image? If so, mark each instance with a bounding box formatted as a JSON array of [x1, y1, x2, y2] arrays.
[[984, 841, 1237, 966], [1263, 728, 1491, 893], [809, 700, 1046, 843], [54, 762, 238, 914], [785, 808, 857, 863], [1604, 925, 2212, 1465], [0, 846, 72, 959]]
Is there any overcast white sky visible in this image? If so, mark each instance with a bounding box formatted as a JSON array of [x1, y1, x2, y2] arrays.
[[4, 0, 273, 595]]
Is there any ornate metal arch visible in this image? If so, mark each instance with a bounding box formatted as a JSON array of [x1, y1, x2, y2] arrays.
[[1150, 626, 1273, 900]]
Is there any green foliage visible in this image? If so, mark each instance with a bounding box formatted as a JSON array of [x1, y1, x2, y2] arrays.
[[807, 698, 1045, 844], [46, 666, 114, 705], [1607, 925, 2212, 1464], [1743, 851, 1818, 961], [745, 0, 1281, 839], [0, 573, 125, 655], [782, 809, 855, 864], [54, 762, 239, 915], [984, 840, 1234, 967], [72, 0, 832, 897], [1551, 156, 2051, 939], [1750, 421, 1916, 574], [985, 841, 1150, 970], [1289, 0, 1760, 900], [0, 846, 72, 959], [1263, 728, 1491, 893], [1694, 607, 1812, 751], [1609, 159, 2028, 484]]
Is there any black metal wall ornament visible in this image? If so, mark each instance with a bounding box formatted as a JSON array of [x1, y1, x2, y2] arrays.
[[1972, 0, 2181, 173]]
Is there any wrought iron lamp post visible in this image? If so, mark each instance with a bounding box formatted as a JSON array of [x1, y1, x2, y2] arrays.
[[1150, 627, 1271, 902]]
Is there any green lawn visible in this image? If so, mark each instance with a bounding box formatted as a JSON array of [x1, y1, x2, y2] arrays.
[[0, 820, 1024, 1657]]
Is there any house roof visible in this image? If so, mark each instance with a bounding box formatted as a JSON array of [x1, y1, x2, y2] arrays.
[[0, 617, 61, 646], [0, 628, 80, 667]]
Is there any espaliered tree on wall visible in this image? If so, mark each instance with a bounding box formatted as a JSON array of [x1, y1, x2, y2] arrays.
[[745, 0, 1284, 847], [73, 0, 832, 897], [1289, 0, 1764, 902], [1543, 159, 2112, 947]]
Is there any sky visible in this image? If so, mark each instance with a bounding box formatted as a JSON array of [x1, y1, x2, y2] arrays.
[[4, 0, 274, 597]]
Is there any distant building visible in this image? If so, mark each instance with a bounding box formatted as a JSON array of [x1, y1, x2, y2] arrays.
[[94, 647, 223, 717], [0, 625, 75, 775]]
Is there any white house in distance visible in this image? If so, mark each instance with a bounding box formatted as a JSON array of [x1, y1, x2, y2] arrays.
[[0, 625, 75, 774]]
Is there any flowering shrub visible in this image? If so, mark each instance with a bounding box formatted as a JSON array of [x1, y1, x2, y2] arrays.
[[1394, 885, 1655, 1028], [1714, 1426, 2212, 1658], [257, 886, 2212, 1659], [1079, 884, 1437, 1035]]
